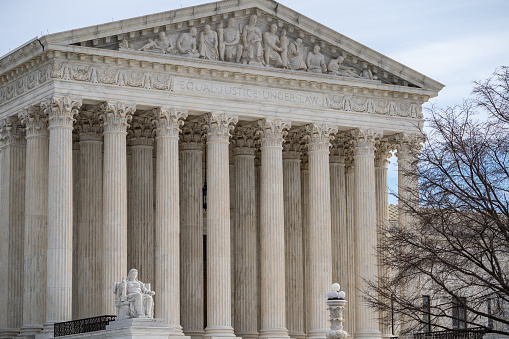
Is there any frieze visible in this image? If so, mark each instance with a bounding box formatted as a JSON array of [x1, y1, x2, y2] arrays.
[[326, 94, 422, 119], [0, 63, 52, 105]]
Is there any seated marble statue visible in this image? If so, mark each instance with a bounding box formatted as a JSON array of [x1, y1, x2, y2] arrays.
[[328, 56, 360, 78], [113, 268, 155, 319], [306, 45, 326, 73]]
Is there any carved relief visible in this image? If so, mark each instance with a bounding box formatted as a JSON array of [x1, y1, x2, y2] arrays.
[[326, 94, 422, 118], [306, 45, 327, 74]]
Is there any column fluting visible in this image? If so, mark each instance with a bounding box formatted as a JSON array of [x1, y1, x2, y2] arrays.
[[202, 112, 237, 338], [153, 107, 188, 332], [180, 121, 205, 339], [76, 110, 104, 318], [127, 115, 155, 286], [344, 144, 356, 335], [0, 116, 26, 337], [304, 123, 337, 339], [352, 128, 382, 339], [45, 96, 82, 325], [258, 118, 291, 339], [18, 108, 48, 335], [100, 101, 135, 315], [232, 127, 258, 339], [283, 132, 305, 339]]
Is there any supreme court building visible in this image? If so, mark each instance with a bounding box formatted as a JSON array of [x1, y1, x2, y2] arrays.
[[0, 0, 443, 338]]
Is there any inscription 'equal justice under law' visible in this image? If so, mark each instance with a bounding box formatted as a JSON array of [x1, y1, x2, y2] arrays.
[[175, 79, 323, 106]]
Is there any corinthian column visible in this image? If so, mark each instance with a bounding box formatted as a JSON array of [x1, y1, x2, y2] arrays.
[[153, 107, 188, 332], [180, 121, 205, 339], [304, 123, 337, 339], [18, 107, 48, 336], [75, 110, 103, 318], [202, 112, 237, 338], [257, 118, 291, 339], [301, 155, 310, 335], [99, 101, 135, 315], [44, 96, 82, 326], [375, 140, 392, 338], [283, 132, 305, 339], [232, 127, 258, 339], [0, 116, 26, 337], [352, 128, 382, 339], [127, 115, 154, 286], [344, 145, 356, 335]]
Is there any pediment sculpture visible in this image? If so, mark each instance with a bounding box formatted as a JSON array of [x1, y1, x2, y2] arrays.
[[115, 13, 376, 81], [113, 268, 155, 320]]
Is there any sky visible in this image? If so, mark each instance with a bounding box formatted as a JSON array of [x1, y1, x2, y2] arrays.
[[1, 0, 508, 203]]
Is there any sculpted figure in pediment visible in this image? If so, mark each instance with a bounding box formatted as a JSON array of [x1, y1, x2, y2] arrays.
[[138, 31, 174, 54], [199, 24, 219, 60], [328, 56, 360, 78], [307, 45, 327, 73], [361, 63, 374, 80], [242, 14, 263, 64], [287, 38, 307, 71], [218, 18, 244, 63], [177, 27, 200, 58], [118, 39, 133, 51], [280, 30, 289, 69], [262, 24, 283, 67]]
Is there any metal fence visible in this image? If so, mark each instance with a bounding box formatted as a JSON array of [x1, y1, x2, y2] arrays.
[[413, 327, 485, 339], [54, 315, 117, 337]]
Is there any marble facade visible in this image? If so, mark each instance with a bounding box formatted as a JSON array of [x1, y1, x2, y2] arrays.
[[0, 1, 443, 338]]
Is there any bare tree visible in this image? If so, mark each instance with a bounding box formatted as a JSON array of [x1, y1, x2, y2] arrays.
[[366, 67, 509, 337]]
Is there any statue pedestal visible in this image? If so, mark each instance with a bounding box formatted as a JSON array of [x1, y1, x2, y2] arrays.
[[49, 318, 189, 339]]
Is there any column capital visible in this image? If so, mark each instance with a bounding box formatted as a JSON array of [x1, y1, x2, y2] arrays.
[[350, 128, 382, 157], [256, 118, 291, 148], [202, 112, 238, 142], [302, 123, 338, 152], [99, 101, 136, 133], [153, 107, 188, 138], [0, 115, 26, 147], [232, 126, 256, 156], [389, 132, 425, 161], [75, 110, 102, 141], [375, 139, 393, 168], [283, 131, 302, 159], [180, 121, 204, 151], [329, 134, 347, 164], [19, 106, 48, 139], [128, 115, 154, 146], [42, 95, 82, 129]]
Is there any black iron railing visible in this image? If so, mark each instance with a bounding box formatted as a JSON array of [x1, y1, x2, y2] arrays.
[[54, 315, 116, 337], [413, 327, 485, 339]]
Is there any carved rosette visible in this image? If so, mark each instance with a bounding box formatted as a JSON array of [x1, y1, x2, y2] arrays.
[[303, 123, 338, 152], [75, 109, 102, 141], [374, 139, 392, 168], [389, 132, 425, 161], [0, 116, 26, 147], [201, 112, 238, 143], [232, 126, 256, 156], [42, 95, 82, 129], [350, 128, 381, 157], [329, 134, 346, 164], [256, 118, 291, 148], [152, 107, 188, 138], [180, 121, 203, 151], [99, 101, 136, 133], [128, 115, 154, 146], [19, 105, 48, 139]]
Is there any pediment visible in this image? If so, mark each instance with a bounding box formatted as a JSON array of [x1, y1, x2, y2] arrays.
[[28, 0, 442, 93]]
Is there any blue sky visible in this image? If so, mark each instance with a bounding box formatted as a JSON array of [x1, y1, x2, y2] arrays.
[[1, 0, 508, 203]]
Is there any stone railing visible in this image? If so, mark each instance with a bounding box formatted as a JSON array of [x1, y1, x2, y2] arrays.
[[54, 315, 117, 337]]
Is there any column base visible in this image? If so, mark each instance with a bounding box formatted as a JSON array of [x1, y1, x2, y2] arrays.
[[235, 331, 258, 339], [259, 328, 290, 339], [306, 328, 327, 339], [0, 328, 20, 338], [34, 323, 54, 339], [19, 325, 43, 338], [184, 329, 206, 339], [204, 326, 236, 338], [353, 330, 382, 339], [288, 332, 306, 339]]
